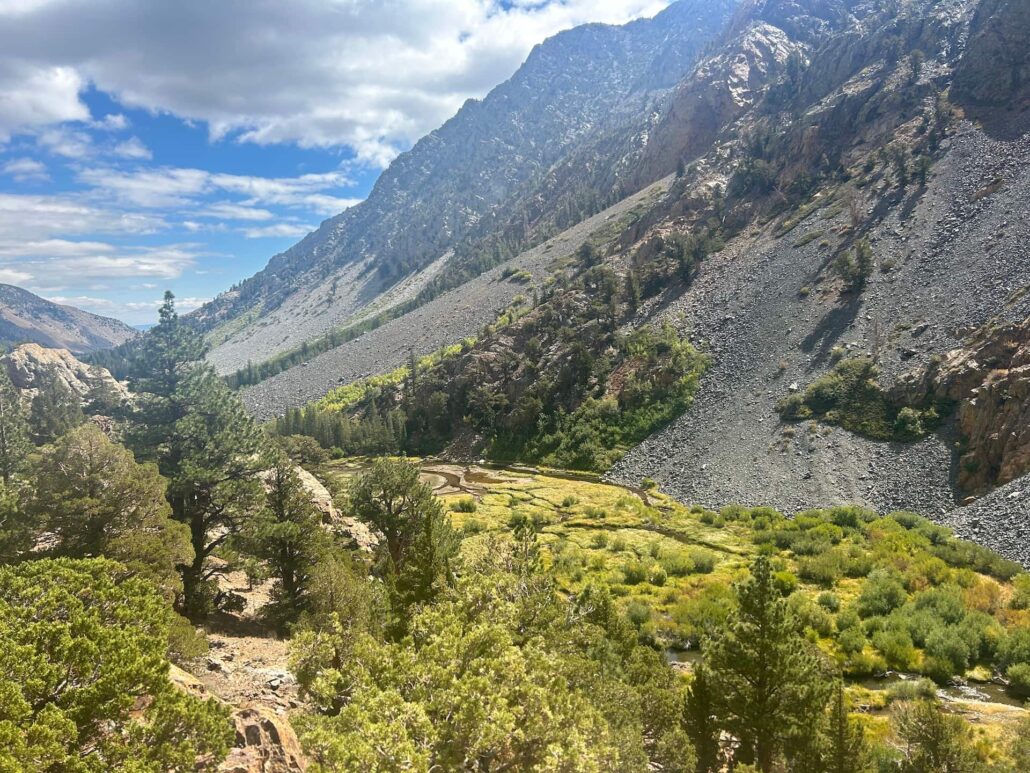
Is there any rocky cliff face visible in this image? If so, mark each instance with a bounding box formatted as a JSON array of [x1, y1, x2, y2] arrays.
[[0, 284, 136, 354], [197, 0, 738, 372], [951, 0, 1030, 110], [896, 317, 1030, 495], [3, 343, 129, 401]]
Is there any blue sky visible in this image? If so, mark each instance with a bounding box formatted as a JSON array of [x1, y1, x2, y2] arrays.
[[0, 0, 668, 324]]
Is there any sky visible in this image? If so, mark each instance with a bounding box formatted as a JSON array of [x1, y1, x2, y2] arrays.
[[0, 0, 669, 325]]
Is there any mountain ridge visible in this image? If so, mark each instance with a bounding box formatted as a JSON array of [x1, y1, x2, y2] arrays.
[[0, 284, 138, 354]]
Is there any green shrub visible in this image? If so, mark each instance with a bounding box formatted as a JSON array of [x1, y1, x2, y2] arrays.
[[818, 592, 841, 612], [688, 550, 717, 574], [660, 552, 694, 577], [773, 570, 798, 596], [623, 561, 648, 585], [858, 570, 907, 617], [873, 627, 918, 669], [886, 678, 936, 703], [626, 600, 652, 628], [451, 497, 477, 513], [837, 625, 867, 655], [591, 533, 609, 549]]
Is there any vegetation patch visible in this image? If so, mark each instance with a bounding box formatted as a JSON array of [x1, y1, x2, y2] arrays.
[[777, 357, 945, 441]]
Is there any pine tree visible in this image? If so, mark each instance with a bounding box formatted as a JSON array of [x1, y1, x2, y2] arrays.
[[128, 293, 265, 618], [0, 558, 232, 770], [28, 368, 84, 445], [704, 556, 832, 771], [822, 680, 869, 773], [684, 663, 721, 773], [31, 423, 192, 601], [0, 367, 29, 485], [244, 455, 328, 630]]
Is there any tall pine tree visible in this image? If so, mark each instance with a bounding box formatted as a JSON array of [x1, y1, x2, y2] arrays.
[[0, 367, 29, 485], [704, 556, 831, 771], [128, 292, 265, 617]]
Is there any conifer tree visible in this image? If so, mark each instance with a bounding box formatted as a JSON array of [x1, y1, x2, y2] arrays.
[[243, 455, 328, 630], [0, 367, 29, 485], [826, 680, 869, 773], [704, 556, 831, 771], [128, 292, 265, 617], [28, 368, 84, 445], [31, 423, 192, 601], [684, 663, 721, 773]]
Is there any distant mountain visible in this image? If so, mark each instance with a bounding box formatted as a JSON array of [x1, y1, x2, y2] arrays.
[[0, 284, 137, 354], [195, 0, 738, 372]]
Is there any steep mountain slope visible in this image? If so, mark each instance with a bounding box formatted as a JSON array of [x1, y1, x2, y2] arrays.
[[223, 0, 1030, 556], [197, 0, 737, 373], [0, 284, 137, 353]]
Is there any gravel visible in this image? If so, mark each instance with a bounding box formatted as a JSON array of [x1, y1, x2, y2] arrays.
[[942, 474, 1030, 568], [610, 117, 1030, 560]]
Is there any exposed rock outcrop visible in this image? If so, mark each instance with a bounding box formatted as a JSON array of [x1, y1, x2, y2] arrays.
[[169, 664, 309, 773], [3, 343, 129, 401], [895, 317, 1030, 495]]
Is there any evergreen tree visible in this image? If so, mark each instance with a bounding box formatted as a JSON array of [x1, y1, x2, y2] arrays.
[[128, 293, 265, 617], [0, 483, 29, 563], [704, 556, 831, 771], [684, 663, 721, 773], [826, 680, 869, 773], [28, 368, 84, 445], [348, 458, 456, 631], [244, 455, 328, 630], [30, 423, 192, 601], [0, 558, 232, 770], [84, 364, 125, 416], [0, 367, 29, 485], [892, 699, 982, 772]]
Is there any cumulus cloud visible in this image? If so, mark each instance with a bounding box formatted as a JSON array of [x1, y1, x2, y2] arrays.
[[113, 136, 151, 159], [76, 165, 359, 214], [0, 0, 667, 164], [1, 156, 48, 181], [0, 61, 88, 140], [0, 192, 165, 242]]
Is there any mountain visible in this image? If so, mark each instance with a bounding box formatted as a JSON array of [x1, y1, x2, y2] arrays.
[[201, 0, 1030, 559], [0, 284, 137, 353], [195, 0, 738, 373]]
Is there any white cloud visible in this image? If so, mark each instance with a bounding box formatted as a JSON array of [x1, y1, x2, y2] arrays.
[[0, 0, 667, 164], [0, 267, 32, 284], [0, 192, 165, 242], [198, 202, 275, 221], [1, 156, 48, 181], [113, 136, 151, 159], [0, 62, 88, 140], [76, 165, 358, 214], [36, 125, 92, 158], [242, 222, 315, 239], [92, 113, 128, 131], [123, 295, 209, 313]]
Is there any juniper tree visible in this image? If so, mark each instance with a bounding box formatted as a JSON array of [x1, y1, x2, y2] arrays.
[[28, 368, 84, 445], [31, 423, 191, 601], [243, 455, 328, 630], [0, 558, 232, 770]]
